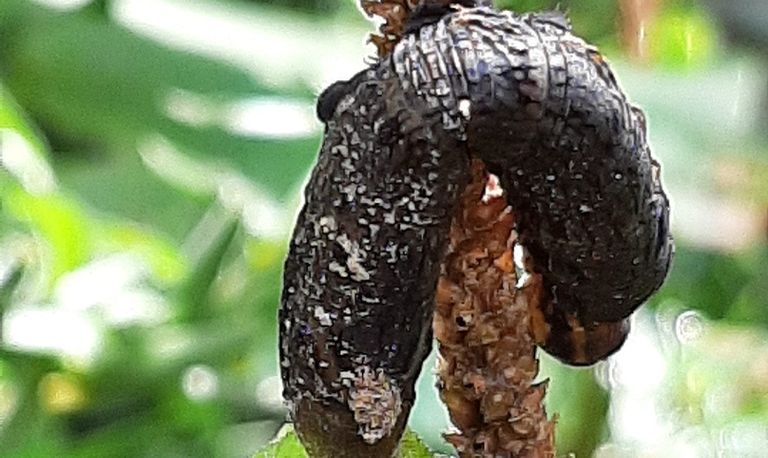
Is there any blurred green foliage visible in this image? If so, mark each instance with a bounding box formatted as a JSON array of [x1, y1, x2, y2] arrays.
[[0, 0, 767, 457], [497, 0, 619, 45], [255, 426, 311, 458]]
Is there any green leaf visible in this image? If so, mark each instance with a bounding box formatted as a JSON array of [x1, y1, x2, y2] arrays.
[[496, 0, 620, 46], [254, 425, 309, 458], [175, 208, 239, 321], [0, 1, 318, 199], [0, 83, 55, 194], [0, 1, 273, 142], [56, 149, 209, 242], [648, 7, 718, 70], [0, 350, 63, 454], [99, 222, 186, 285], [0, 261, 23, 313], [5, 188, 91, 283], [397, 429, 435, 458], [650, 245, 751, 322], [540, 358, 608, 457]]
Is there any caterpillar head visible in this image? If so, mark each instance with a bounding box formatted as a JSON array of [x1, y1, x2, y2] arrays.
[[529, 298, 630, 366]]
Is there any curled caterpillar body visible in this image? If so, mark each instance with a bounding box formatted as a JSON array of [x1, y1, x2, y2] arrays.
[[388, 7, 673, 360], [280, 5, 672, 454]]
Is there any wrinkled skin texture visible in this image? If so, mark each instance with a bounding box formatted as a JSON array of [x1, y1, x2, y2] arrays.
[[281, 63, 471, 456], [280, 6, 672, 456]]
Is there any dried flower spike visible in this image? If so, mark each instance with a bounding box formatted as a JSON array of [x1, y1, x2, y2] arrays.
[[435, 159, 555, 457]]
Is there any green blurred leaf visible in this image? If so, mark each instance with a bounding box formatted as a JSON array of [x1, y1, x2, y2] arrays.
[[56, 149, 209, 242], [726, 247, 768, 328], [5, 188, 91, 283], [0, 350, 64, 455], [398, 429, 434, 458], [497, 0, 620, 46], [0, 261, 23, 313], [540, 360, 609, 456], [244, 238, 286, 273], [0, 83, 55, 194], [0, 84, 48, 154], [0, 1, 271, 142], [651, 245, 753, 322], [649, 7, 718, 70], [160, 122, 319, 199], [0, 1, 318, 199], [175, 208, 239, 321], [100, 222, 186, 285], [254, 425, 309, 458]]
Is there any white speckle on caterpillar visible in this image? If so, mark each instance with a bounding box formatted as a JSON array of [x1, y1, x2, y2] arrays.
[[328, 261, 348, 277], [314, 306, 333, 327], [347, 365, 402, 444], [458, 98, 471, 119], [319, 215, 337, 232]]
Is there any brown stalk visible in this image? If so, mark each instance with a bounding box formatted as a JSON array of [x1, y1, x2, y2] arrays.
[[434, 159, 555, 457], [618, 0, 662, 63]]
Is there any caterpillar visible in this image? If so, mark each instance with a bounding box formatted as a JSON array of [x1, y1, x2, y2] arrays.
[[279, 4, 673, 456]]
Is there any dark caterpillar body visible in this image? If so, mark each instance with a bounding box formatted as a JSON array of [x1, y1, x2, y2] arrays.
[[316, 80, 351, 123], [280, 5, 672, 454], [387, 7, 673, 362], [281, 63, 471, 455]]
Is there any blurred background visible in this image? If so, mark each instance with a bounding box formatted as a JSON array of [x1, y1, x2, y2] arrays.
[[0, 0, 767, 456]]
